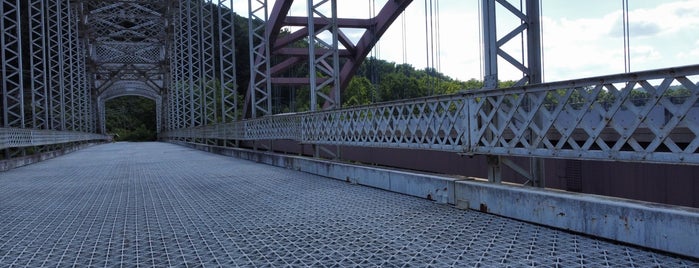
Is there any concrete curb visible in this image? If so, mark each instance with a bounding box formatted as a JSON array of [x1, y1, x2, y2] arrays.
[[0, 142, 101, 172], [454, 180, 699, 259]]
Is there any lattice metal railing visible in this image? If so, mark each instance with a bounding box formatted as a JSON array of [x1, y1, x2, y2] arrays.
[[162, 114, 300, 141], [0, 128, 110, 150], [469, 66, 699, 164], [301, 96, 469, 151], [164, 65, 699, 165]]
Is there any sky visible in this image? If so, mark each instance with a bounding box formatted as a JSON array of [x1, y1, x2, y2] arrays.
[[230, 0, 699, 83]]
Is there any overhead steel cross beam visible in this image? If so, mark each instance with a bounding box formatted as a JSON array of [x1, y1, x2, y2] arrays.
[[78, 0, 169, 134], [245, 0, 412, 118], [82, 1, 168, 65]]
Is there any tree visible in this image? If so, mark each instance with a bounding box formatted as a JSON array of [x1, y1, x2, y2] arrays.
[[343, 76, 375, 107], [105, 96, 157, 141]]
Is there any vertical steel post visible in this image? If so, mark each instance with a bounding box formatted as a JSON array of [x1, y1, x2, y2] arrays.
[[73, 2, 91, 132], [156, 97, 163, 135], [62, 2, 77, 131], [98, 97, 106, 134], [46, 0, 67, 131], [201, 0, 217, 128], [526, 0, 545, 187], [308, 2, 317, 112], [219, 0, 238, 147], [218, 0, 238, 124], [308, 0, 341, 111], [28, 0, 50, 130], [481, 0, 498, 90], [176, 0, 186, 131], [0, 0, 25, 157], [1, 0, 26, 129], [481, 0, 500, 181], [308, 0, 341, 159], [185, 0, 202, 128], [248, 0, 272, 118], [164, 1, 175, 132], [526, 0, 542, 85], [480, 0, 544, 185]]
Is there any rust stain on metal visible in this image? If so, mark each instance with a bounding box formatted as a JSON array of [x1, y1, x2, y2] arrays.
[[480, 203, 488, 213]]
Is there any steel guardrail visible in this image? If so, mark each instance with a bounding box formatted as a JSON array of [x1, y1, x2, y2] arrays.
[[163, 64, 699, 165]]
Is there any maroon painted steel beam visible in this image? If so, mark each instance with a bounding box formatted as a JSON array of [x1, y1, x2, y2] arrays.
[[275, 47, 351, 57], [267, 0, 295, 46], [272, 0, 411, 93], [246, 0, 412, 118], [337, 30, 356, 55], [244, 0, 294, 118], [338, 0, 413, 92], [274, 27, 356, 54], [271, 77, 329, 85], [274, 28, 310, 50], [284, 16, 372, 28], [270, 57, 304, 76]]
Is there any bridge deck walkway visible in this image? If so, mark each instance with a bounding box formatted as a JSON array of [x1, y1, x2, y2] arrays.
[[0, 142, 696, 267]]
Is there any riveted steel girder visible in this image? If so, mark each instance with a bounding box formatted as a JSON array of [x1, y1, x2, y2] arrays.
[[244, 0, 412, 118]]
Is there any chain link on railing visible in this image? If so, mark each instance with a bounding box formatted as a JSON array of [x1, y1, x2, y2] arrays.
[[163, 65, 699, 165], [0, 128, 111, 150]]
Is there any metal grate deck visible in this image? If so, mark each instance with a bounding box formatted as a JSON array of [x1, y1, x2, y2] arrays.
[[1, 142, 696, 267]]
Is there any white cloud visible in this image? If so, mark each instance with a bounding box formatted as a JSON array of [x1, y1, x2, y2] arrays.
[[630, 45, 661, 63], [231, 1, 698, 83], [357, 1, 482, 81], [539, 0, 699, 81], [627, 0, 699, 36], [538, 12, 624, 80], [676, 40, 699, 58]]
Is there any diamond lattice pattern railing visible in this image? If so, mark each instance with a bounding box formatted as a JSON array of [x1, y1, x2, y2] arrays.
[[164, 65, 699, 166]]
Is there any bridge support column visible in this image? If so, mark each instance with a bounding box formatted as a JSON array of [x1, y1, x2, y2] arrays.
[[481, 0, 544, 186], [481, 0, 498, 89], [155, 97, 163, 136], [217, 0, 239, 129], [308, 0, 341, 160], [486, 156, 502, 183], [247, 0, 272, 119], [97, 97, 106, 135], [526, 0, 544, 187], [529, 157, 544, 187]]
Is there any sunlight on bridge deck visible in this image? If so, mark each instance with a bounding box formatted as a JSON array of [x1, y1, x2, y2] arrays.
[[0, 143, 696, 267]]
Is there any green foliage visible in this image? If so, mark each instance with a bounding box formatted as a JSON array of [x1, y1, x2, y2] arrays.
[[342, 57, 489, 107], [342, 76, 374, 106], [497, 80, 517, 88], [105, 96, 157, 141]]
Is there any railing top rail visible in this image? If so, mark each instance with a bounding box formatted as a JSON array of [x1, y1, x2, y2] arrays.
[[163, 64, 699, 165], [470, 64, 699, 95], [0, 128, 111, 150]]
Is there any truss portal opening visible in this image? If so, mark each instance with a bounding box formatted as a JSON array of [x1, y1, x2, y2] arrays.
[[105, 96, 157, 142]]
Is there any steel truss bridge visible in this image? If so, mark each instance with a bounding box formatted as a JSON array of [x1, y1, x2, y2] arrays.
[[1, 0, 699, 265]]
